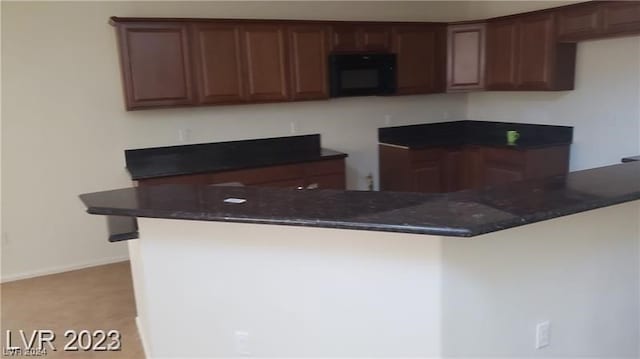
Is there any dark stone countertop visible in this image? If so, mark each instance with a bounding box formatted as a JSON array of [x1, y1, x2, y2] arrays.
[[622, 155, 640, 163], [126, 134, 348, 180], [80, 161, 640, 238], [379, 120, 573, 150]]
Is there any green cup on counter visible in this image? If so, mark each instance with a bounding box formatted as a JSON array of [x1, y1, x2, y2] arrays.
[[507, 130, 520, 145]]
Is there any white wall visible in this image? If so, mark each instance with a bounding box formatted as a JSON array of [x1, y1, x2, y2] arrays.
[[442, 201, 640, 357], [134, 219, 444, 358], [467, 36, 640, 171]]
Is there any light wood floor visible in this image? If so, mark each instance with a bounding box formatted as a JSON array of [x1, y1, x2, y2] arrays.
[[1, 261, 144, 358]]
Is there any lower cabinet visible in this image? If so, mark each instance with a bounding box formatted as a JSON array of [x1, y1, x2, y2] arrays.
[[409, 148, 445, 193], [137, 159, 346, 190], [379, 144, 569, 193]]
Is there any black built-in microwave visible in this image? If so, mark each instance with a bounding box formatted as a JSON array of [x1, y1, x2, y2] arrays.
[[329, 53, 396, 97]]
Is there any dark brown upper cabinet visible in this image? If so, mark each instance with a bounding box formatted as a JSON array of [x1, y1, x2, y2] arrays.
[[602, 1, 640, 35], [288, 24, 330, 101], [330, 24, 391, 52], [361, 25, 391, 51], [486, 13, 576, 91], [110, 1, 640, 111], [517, 12, 557, 90], [191, 23, 246, 105], [557, 1, 640, 42], [557, 2, 603, 41], [517, 12, 576, 91], [115, 22, 195, 110], [243, 24, 290, 102], [447, 23, 486, 92], [392, 24, 446, 95], [331, 24, 361, 51], [485, 19, 519, 90]]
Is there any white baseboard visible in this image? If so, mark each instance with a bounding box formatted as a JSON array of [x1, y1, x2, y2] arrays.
[[0, 255, 129, 283], [135, 316, 150, 359]]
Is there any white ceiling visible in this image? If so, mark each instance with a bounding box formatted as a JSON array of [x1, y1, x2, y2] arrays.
[[123, 1, 586, 23]]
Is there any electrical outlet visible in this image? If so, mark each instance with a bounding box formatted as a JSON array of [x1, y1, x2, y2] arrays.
[[536, 321, 550, 349], [234, 331, 250, 356]]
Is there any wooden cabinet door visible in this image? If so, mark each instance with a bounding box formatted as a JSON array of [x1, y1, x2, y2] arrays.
[[557, 3, 603, 41], [462, 146, 485, 189], [116, 22, 195, 110], [243, 24, 289, 101], [482, 148, 525, 186], [361, 25, 391, 51], [602, 1, 640, 35], [517, 13, 556, 90], [288, 25, 330, 100], [330, 25, 390, 52], [392, 25, 445, 94], [305, 159, 346, 190], [379, 145, 412, 192], [331, 25, 361, 52], [447, 23, 486, 91], [485, 19, 519, 90], [442, 148, 465, 192], [410, 149, 444, 193], [191, 23, 246, 104], [411, 165, 443, 193], [484, 165, 525, 186], [306, 174, 345, 190]]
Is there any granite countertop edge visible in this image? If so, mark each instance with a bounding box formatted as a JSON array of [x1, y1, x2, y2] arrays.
[[85, 206, 477, 237], [84, 192, 640, 238], [81, 161, 640, 238]]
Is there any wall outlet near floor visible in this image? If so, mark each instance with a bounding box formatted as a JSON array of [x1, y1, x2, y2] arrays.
[[234, 331, 251, 356], [535, 321, 551, 349]]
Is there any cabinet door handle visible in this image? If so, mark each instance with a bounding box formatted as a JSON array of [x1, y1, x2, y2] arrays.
[[306, 183, 319, 189]]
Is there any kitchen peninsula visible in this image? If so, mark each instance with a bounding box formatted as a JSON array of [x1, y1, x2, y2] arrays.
[[79, 161, 640, 357]]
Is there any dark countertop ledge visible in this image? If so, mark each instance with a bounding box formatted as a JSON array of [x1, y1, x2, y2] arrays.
[[129, 148, 347, 180], [80, 161, 640, 238], [125, 134, 348, 180]]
